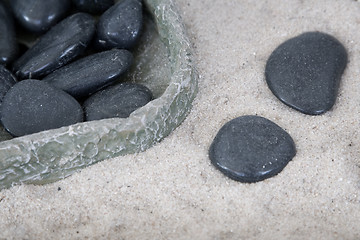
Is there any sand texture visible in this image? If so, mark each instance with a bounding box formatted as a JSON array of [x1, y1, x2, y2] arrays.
[[1, 0, 360, 239]]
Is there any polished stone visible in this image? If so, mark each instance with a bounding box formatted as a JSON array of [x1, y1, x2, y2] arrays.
[[265, 32, 348, 115], [209, 115, 296, 183], [1, 80, 83, 137], [95, 0, 143, 50], [13, 12, 95, 80], [10, 0, 71, 33], [0, 2, 18, 65], [0, 66, 17, 117], [72, 0, 114, 14], [43, 49, 133, 98], [84, 82, 153, 121]]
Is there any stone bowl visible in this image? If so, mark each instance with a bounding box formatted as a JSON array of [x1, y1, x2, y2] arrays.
[[0, 0, 198, 190]]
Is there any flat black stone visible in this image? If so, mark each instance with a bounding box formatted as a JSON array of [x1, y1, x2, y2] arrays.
[[0, 66, 17, 117], [265, 31, 348, 115], [1, 80, 83, 137], [83, 82, 153, 121], [72, 0, 114, 14], [10, 0, 71, 33], [43, 49, 133, 98], [95, 0, 143, 50], [13, 12, 95, 80], [0, 2, 18, 65], [209, 115, 296, 183]]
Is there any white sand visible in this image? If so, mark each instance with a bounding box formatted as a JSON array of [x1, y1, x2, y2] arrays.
[[1, 0, 360, 239]]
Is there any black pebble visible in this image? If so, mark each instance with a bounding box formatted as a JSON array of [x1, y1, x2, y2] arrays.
[[209, 115, 296, 183], [10, 0, 71, 33], [95, 0, 143, 50], [0, 66, 17, 117], [72, 0, 114, 14], [1, 80, 83, 137], [43, 49, 133, 98], [0, 2, 18, 65], [83, 82, 153, 121], [265, 32, 348, 115], [13, 12, 95, 80]]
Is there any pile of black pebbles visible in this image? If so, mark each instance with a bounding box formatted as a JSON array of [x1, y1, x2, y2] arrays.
[[0, 0, 153, 137]]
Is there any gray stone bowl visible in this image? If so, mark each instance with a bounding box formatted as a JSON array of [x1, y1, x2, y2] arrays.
[[0, 0, 198, 190]]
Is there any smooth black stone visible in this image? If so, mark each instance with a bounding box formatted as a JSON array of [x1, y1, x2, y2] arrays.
[[10, 0, 71, 33], [209, 115, 296, 183], [83, 82, 153, 121], [95, 0, 143, 50], [0, 66, 17, 117], [13, 13, 95, 80], [72, 0, 114, 14], [43, 49, 133, 98], [0, 2, 18, 65], [265, 32, 348, 115], [1, 80, 83, 137]]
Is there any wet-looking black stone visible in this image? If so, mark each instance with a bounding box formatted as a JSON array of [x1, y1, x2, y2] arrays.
[[10, 0, 71, 33], [95, 0, 143, 50], [12, 12, 95, 80], [265, 31, 347, 115], [43, 49, 133, 98], [209, 115, 296, 183]]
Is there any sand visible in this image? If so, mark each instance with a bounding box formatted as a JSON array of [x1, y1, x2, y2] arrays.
[[1, 0, 360, 239]]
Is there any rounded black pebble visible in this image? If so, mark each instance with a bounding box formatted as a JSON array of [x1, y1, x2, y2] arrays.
[[43, 49, 133, 98], [1, 80, 83, 137], [0, 66, 17, 117], [265, 31, 348, 115], [83, 82, 153, 121], [72, 0, 114, 14], [0, 2, 18, 65], [10, 0, 71, 33], [209, 115, 296, 183], [12, 12, 95, 80], [95, 0, 143, 50]]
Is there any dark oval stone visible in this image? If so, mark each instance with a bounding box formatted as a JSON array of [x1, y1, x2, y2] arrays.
[[72, 0, 114, 14], [10, 0, 71, 33], [95, 0, 143, 50], [0, 66, 17, 117], [43, 49, 133, 98], [209, 115, 296, 183], [265, 32, 348, 115], [13, 13, 95, 80], [0, 2, 18, 65], [83, 82, 153, 121], [1, 80, 83, 137]]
